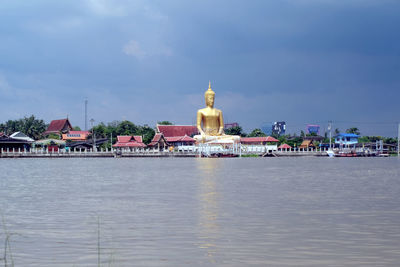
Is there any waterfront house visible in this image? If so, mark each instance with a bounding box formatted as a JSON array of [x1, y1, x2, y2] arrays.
[[240, 136, 279, 145], [299, 140, 315, 149], [334, 133, 359, 147], [0, 134, 32, 152], [10, 132, 35, 142], [112, 135, 146, 151], [240, 136, 278, 153], [33, 139, 66, 152], [66, 138, 109, 150], [44, 118, 73, 135], [278, 143, 292, 150], [299, 135, 324, 149]]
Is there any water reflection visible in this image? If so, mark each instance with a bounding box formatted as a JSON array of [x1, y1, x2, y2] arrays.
[[196, 159, 222, 262]]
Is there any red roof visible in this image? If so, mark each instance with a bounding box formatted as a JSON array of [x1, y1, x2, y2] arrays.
[[148, 133, 166, 147], [241, 136, 278, 143], [266, 136, 279, 142], [278, 143, 292, 149], [112, 142, 146, 148], [113, 135, 146, 148], [165, 135, 195, 143], [45, 118, 73, 134], [117, 136, 133, 143], [157, 125, 198, 137], [150, 133, 162, 143], [134, 136, 143, 143]]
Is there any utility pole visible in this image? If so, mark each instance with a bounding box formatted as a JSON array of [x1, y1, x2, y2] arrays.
[[398, 123, 399, 157], [110, 132, 113, 153], [85, 99, 88, 131], [328, 121, 332, 150], [90, 118, 95, 152]]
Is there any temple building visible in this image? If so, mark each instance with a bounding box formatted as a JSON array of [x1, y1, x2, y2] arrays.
[[147, 133, 168, 150], [156, 124, 198, 148], [44, 118, 73, 135], [112, 135, 146, 150]]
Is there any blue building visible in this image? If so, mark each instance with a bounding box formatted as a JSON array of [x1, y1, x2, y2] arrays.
[[272, 121, 286, 136], [334, 133, 359, 146], [307, 124, 320, 135], [261, 124, 273, 135]]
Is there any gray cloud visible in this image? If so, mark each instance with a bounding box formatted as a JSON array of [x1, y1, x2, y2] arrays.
[[0, 0, 399, 136]]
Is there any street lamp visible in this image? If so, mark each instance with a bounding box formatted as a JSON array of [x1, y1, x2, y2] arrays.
[[328, 121, 332, 150], [90, 118, 95, 152]]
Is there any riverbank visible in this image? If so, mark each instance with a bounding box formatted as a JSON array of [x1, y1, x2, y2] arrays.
[[1, 150, 330, 158]]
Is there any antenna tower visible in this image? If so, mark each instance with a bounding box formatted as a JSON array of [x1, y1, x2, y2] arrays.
[[85, 99, 88, 131]]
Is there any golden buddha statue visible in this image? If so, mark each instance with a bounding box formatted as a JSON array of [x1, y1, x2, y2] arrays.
[[194, 82, 240, 144]]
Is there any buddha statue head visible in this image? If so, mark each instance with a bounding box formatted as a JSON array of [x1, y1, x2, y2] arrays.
[[204, 81, 215, 108]]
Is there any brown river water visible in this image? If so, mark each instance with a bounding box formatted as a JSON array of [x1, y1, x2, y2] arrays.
[[0, 157, 399, 266]]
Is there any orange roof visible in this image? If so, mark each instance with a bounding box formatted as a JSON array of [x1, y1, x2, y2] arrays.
[[299, 140, 314, 148], [61, 131, 90, 141]]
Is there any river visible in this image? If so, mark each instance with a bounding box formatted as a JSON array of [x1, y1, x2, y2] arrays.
[[0, 157, 399, 266]]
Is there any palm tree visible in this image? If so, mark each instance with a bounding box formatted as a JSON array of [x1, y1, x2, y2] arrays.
[[346, 127, 360, 135]]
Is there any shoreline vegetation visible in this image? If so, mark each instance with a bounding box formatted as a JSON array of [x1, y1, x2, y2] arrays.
[[0, 115, 398, 148]]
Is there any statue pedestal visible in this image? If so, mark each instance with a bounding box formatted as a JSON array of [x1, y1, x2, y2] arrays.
[[193, 135, 240, 144], [194, 135, 241, 157]]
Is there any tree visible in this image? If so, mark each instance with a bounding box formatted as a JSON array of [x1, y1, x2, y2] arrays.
[[346, 127, 360, 135], [137, 125, 155, 144], [334, 128, 340, 135], [158, 121, 174, 125], [73, 126, 82, 131], [91, 123, 108, 138], [248, 128, 266, 137], [47, 133, 60, 140], [89, 121, 155, 145], [278, 135, 287, 144], [384, 137, 397, 144], [0, 115, 46, 140], [225, 126, 246, 137], [116, 120, 139, 136]]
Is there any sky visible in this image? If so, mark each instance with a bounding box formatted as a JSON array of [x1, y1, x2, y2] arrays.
[[0, 0, 399, 136]]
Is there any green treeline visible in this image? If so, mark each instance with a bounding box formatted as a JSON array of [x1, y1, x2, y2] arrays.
[[91, 121, 155, 144], [0, 116, 398, 145]]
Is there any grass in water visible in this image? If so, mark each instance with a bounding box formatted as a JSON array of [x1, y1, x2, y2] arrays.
[[1, 214, 14, 267]]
